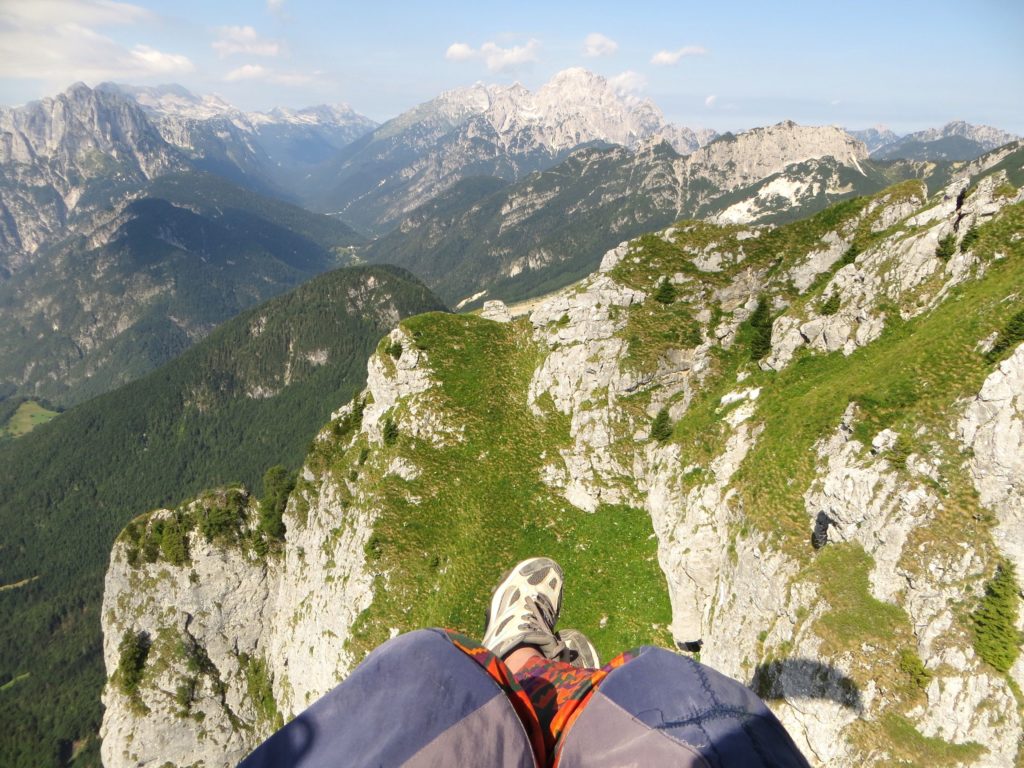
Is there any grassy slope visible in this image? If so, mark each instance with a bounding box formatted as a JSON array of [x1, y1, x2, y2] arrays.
[[610, 192, 1023, 759], [0, 400, 60, 439], [302, 312, 673, 664], [341, 190, 1021, 762]]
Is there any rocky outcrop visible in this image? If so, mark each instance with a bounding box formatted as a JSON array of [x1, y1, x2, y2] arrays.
[[686, 122, 867, 201], [101, 172, 1024, 767], [765, 174, 1022, 371], [100, 326, 445, 768], [100, 503, 275, 768], [959, 344, 1024, 577]]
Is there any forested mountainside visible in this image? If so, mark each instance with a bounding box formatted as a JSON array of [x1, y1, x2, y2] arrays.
[[100, 163, 1023, 767], [0, 170, 364, 406], [0, 265, 444, 767]]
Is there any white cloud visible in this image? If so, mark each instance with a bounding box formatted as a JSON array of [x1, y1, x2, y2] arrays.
[[212, 26, 281, 58], [2, 0, 153, 27], [0, 3, 193, 84], [130, 45, 193, 74], [224, 64, 268, 82], [583, 33, 618, 58], [445, 42, 475, 61], [444, 39, 540, 72], [651, 46, 708, 66], [270, 71, 313, 86], [267, 0, 285, 10], [705, 94, 717, 107], [480, 40, 539, 71], [609, 70, 647, 94], [222, 64, 314, 85]]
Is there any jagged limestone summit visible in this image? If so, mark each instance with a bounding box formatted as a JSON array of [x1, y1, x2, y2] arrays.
[[100, 157, 1024, 767]]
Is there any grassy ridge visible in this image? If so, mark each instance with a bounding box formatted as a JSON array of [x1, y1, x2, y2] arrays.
[[325, 313, 674, 663]]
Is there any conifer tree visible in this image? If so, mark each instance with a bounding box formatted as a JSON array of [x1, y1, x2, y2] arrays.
[[654, 277, 676, 304], [651, 406, 673, 442], [972, 561, 1021, 673]]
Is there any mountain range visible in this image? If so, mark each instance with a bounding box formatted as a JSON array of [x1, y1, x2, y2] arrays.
[[860, 120, 1020, 162], [0, 69, 1021, 767], [0, 84, 366, 405], [302, 67, 718, 235]]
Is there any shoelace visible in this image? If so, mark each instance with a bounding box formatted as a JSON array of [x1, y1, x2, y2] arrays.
[[517, 595, 567, 660]]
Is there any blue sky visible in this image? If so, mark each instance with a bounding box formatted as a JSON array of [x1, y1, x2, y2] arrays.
[[1, 0, 1021, 134]]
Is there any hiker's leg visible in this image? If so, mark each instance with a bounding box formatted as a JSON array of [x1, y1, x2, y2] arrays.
[[238, 629, 540, 768], [505, 645, 544, 672], [556, 646, 812, 768]]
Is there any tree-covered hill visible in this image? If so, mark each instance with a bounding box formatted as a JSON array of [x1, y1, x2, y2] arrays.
[[0, 264, 445, 767]]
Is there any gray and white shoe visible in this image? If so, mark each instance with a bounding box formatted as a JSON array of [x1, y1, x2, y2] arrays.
[[558, 628, 601, 669], [482, 557, 566, 660]]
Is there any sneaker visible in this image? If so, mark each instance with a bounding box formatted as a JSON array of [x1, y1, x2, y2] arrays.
[[558, 628, 601, 669], [482, 557, 566, 660]]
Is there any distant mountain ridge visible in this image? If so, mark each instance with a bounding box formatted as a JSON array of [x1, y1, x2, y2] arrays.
[[100, 83, 378, 194], [304, 67, 718, 234], [849, 120, 1019, 162], [0, 82, 183, 272], [363, 121, 889, 306]]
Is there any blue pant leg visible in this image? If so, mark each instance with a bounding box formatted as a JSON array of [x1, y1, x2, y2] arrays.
[[238, 629, 537, 768], [558, 647, 810, 768]]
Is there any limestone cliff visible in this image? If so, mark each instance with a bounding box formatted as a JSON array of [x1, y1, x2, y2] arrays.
[[101, 168, 1024, 767]]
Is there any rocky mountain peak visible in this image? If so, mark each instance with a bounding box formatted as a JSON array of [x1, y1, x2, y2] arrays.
[[923, 120, 1019, 148], [402, 68, 708, 155], [688, 121, 868, 192], [846, 124, 900, 153], [100, 82, 240, 122], [0, 82, 174, 168]]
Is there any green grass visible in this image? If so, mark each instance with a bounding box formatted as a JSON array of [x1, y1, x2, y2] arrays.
[[0, 401, 60, 439], [864, 713, 986, 766], [972, 560, 1021, 673], [811, 544, 910, 653], [726, 203, 1024, 555], [343, 313, 673, 664]]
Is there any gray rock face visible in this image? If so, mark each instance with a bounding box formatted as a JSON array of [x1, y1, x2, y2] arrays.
[[765, 174, 1021, 372], [100, 507, 275, 768], [100, 169, 1024, 767], [480, 300, 513, 323], [959, 344, 1024, 577], [686, 122, 867, 206], [0, 83, 181, 270]]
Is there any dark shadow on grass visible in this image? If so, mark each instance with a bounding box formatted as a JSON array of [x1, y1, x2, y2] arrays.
[[750, 658, 863, 713]]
